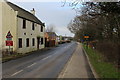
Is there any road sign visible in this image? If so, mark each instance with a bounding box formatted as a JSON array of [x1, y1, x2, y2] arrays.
[[6, 31, 13, 46], [84, 36, 89, 38], [6, 31, 13, 38], [84, 34, 89, 36], [6, 41, 13, 46], [6, 31, 13, 54]]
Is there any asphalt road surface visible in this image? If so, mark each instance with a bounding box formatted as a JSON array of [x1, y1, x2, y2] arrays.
[[2, 42, 77, 78]]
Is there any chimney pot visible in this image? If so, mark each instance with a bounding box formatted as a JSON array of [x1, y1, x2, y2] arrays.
[[30, 8, 35, 15]]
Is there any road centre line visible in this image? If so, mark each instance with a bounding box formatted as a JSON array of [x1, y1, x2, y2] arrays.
[[10, 43, 74, 77], [53, 52, 57, 55], [46, 55, 52, 59], [42, 55, 52, 60], [27, 63, 36, 68], [11, 70, 23, 76]]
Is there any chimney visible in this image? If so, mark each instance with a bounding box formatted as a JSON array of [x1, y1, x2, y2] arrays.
[[30, 8, 35, 15]]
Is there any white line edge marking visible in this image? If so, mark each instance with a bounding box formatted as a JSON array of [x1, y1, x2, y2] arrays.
[[27, 63, 36, 68], [11, 70, 23, 76]]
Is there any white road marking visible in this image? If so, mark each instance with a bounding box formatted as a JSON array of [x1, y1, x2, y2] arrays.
[[27, 63, 36, 68], [42, 55, 52, 60], [54, 53, 57, 55], [64, 45, 71, 49], [10, 43, 74, 77], [48, 55, 52, 58], [11, 70, 23, 76]]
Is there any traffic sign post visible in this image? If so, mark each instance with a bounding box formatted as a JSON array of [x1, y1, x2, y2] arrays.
[[84, 36, 89, 38], [84, 34, 89, 48], [6, 31, 13, 54]]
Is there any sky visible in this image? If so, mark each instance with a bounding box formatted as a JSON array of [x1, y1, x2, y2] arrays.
[[9, 0, 79, 37], [8, 0, 118, 37]]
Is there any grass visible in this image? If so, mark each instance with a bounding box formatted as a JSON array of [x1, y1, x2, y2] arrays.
[[2, 53, 30, 62], [83, 44, 120, 78], [2, 47, 52, 63]]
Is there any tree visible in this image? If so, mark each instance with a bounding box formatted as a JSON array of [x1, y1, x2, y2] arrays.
[[46, 24, 56, 32], [68, 2, 120, 42], [67, 2, 120, 64]]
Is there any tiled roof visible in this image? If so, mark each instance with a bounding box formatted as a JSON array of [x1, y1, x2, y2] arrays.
[[7, 2, 43, 25], [46, 32, 57, 37]]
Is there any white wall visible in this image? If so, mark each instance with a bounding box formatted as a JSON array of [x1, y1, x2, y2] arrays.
[[0, 2, 2, 78], [1, 2, 45, 54], [1, 2, 17, 52], [17, 17, 45, 53], [0, 2, 2, 50]]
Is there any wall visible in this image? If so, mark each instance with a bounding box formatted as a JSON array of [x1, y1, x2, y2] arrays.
[[17, 17, 45, 53], [1, 2, 17, 52], [0, 2, 2, 50], [0, 2, 2, 79], [1, 2, 45, 54]]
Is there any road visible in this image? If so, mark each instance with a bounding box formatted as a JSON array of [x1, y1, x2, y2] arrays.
[[2, 42, 77, 78]]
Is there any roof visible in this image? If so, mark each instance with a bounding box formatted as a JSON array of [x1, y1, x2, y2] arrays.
[[46, 32, 57, 37], [6, 1, 43, 25]]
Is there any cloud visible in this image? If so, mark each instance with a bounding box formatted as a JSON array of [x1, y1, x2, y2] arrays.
[[56, 27, 74, 37], [8, 0, 62, 2], [12, 2, 76, 37]]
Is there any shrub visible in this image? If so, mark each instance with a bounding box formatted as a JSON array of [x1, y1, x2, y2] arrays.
[[96, 41, 119, 65]]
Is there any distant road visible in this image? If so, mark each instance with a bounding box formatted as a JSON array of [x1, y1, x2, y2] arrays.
[[2, 42, 77, 78]]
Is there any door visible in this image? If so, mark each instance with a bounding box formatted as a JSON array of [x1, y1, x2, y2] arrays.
[[45, 38, 47, 47]]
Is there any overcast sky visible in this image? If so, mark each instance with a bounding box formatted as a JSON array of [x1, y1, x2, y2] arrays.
[[11, 1, 77, 37], [9, 0, 119, 37]]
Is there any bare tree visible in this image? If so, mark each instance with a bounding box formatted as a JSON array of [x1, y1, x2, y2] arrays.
[[67, 1, 120, 65], [46, 24, 56, 32]]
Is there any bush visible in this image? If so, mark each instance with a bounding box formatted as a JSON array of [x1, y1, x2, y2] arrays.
[[96, 41, 119, 65]]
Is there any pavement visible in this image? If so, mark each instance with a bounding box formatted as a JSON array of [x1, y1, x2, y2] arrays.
[[58, 43, 95, 78]]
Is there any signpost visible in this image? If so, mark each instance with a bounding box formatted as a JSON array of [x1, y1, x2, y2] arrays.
[[84, 36, 89, 38], [84, 34, 89, 48], [6, 31, 13, 54], [84, 34, 89, 39]]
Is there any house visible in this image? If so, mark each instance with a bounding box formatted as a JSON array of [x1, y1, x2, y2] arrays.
[[57, 35, 72, 44], [57, 35, 63, 44], [45, 32, 58, 47], [0, 1, 45, 54]]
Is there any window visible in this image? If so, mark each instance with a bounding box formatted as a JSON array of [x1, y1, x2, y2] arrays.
[[26, 38, 29, 47], [24, 33, 26, 35], [32, 38, 35, 46], [41, 38, 43, 45], [23, 19, 26, 29], [32, 22, 34, 30], [18, 38, 22, 48], [41, 26, 43, 32]]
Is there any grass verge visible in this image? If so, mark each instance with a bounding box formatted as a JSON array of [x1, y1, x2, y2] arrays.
[[2, 47, 51, 63], [83, 45, 120, 78], [2, 52, 32, 63]]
